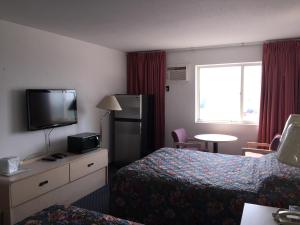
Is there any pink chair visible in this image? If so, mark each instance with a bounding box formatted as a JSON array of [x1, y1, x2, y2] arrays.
[[242, 134, 281, 157], [171, 128, 208, 151]]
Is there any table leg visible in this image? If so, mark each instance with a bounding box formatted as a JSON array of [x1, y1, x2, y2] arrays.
[[213, 142, 218, 153]]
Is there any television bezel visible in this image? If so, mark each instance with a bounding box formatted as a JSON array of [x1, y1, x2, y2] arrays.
[[26, 89, 78, 131]]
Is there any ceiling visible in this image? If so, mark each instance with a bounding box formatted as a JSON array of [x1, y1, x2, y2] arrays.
[[0, 0, 300, 52]]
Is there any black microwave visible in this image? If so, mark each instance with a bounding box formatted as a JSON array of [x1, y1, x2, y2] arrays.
[[68, 132, 100, 154]]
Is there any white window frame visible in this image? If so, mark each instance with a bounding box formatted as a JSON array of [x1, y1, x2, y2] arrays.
[[195, 62, 262, 125]]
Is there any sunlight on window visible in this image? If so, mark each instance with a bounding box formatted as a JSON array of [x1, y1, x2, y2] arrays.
[[199, 66, 241, 122], [243, 65, 262, 122], [196, 63, 262, 124]]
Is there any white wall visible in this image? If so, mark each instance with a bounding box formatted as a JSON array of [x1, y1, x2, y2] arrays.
[[165, 45, 262, 155], [0, 20, 126, 159]]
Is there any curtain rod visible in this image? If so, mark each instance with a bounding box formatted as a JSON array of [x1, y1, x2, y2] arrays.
[[265, 37, 300, 43], [166, 37, 300, 53], [127, 50, 165, 54], [128, 37, 300, 54], [166, 41, 262, 53]]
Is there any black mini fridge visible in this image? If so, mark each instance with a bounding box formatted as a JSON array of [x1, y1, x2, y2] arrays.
[[111, 94, 154, 166]]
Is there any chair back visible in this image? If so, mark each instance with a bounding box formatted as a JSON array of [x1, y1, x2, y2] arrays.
[[270, 134, 281, 151], [171, 128, 188, 144]]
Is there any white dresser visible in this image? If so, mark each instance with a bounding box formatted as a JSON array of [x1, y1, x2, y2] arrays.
[[0, 149, 108, 225]]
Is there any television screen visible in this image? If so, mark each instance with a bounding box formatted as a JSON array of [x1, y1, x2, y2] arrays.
[[26, 89, 78, 130]]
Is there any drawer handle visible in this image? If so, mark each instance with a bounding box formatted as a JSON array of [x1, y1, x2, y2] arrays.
[[87, 163, 94, 167], [39, 180, 49, 187]]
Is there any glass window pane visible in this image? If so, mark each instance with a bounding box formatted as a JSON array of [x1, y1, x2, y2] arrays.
[[243, 65, 262, 122], [199, 66, 241, 122]]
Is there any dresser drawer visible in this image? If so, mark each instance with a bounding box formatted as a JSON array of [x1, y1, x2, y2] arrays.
[[10, 164, 69, 207], [70, 150, 108, 181]]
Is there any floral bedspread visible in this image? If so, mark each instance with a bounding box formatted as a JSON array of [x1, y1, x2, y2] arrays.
[[111, 148, 300, 225], [17, 205, 142, 225]]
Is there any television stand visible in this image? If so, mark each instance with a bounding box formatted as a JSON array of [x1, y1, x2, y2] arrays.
[[0, 148, 108, 225]]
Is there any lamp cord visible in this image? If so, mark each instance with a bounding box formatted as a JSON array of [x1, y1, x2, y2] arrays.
[[100, 111, 111, 141], [44, 128, 55, 154]]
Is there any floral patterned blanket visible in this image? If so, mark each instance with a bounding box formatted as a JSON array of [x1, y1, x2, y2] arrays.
[[17, 205, 142, 225], [111, 148, 300, 225]]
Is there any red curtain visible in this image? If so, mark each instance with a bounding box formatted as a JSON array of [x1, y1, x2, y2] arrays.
[[127, 51, 166, 149], [258, 41, 300, 143]]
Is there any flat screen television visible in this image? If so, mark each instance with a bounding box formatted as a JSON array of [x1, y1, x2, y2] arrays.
[[26, 89, 78, 131]]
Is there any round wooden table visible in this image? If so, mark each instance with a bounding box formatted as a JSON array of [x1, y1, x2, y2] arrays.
[[194, 134, 238, 153]]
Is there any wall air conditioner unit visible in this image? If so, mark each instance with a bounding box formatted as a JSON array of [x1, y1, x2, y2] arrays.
[[167, 66, 188, 81]]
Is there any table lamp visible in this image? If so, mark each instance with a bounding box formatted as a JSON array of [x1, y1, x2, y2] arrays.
[[274, 122, 300, 223], [280, 114, 300, 142], [277, 123, 300, 167], [96, 95, 122, 143]]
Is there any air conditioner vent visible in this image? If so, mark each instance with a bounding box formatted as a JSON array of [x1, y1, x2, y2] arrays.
[[167, 66, 187, 81]]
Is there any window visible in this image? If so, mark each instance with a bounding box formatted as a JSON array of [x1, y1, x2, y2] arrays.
[[195, 62, 262, 124]]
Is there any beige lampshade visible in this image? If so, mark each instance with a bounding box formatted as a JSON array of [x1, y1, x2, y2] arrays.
[[280, 114, 300, 142], [96, 95, 122, 111], [277, 123, 300, 167]]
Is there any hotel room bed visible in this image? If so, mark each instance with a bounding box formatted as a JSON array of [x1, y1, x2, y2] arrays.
[[111, 148, 300, 225], [17, 205, 142, 225]]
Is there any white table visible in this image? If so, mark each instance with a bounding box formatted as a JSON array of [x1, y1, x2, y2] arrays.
[[194, 134, 238, 153], [240, 203, 279, 225]]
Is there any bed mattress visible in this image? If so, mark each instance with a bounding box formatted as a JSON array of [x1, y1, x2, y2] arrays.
[[111, 148, 300, 225], [17, 205, 142, 225]]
